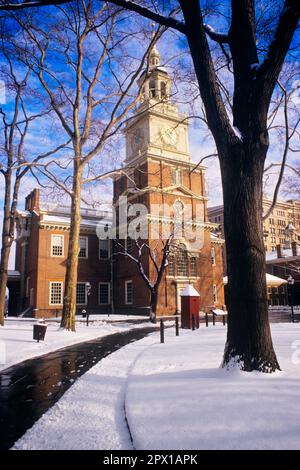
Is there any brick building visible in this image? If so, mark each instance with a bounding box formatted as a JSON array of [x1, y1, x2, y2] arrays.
[[266, 243, 300, 307], [9, 44, 225, 318]]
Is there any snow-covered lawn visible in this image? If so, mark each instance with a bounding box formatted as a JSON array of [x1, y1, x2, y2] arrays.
[[12, 323, 300, 450], [0, 315, 149, 372], [13, 334, 158, 450]]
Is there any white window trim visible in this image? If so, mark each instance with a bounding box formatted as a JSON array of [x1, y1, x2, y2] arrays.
[[98, 282, 110, 305], [49, 281, 63, 306], [211, 247, 216, 266], [99, 239, 110, 259], [51, 234, 64, 257], [125, 280, 133, 305], [76, 282, 87, 305], [79, 236, 89, 259], [213, 284, 218, 304]]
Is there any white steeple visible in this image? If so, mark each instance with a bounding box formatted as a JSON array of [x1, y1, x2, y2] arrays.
[[137, 41, 171, 102]]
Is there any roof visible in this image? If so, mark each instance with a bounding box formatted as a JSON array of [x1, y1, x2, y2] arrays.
[[40, 214, 111, 228], [180, 285, 200, 297], [266, 249, 300, 264], [207, 205, 224, 212]]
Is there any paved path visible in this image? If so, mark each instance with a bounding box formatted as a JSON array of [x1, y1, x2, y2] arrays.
[[0, 326, 156, 450]]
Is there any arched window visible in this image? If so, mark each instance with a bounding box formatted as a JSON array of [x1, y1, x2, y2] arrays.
[[173, 200, 184, 218], [177, 244, 188, 277], [161, 81, 167, 99], [149, 80, 156, 98]]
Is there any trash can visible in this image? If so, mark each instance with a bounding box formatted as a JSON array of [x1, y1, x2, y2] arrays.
[[180, 285, 200, 329], [33, 323, 47, 342]]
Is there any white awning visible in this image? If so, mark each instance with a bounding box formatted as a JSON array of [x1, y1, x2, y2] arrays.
[[223, 273, 287, 287]]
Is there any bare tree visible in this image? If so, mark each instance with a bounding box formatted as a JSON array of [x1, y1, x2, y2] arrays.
[[0, 39, 69, 326], [262, 76, 300, 219], [9, 1, 167, 331], [116, 233, 175, 322]]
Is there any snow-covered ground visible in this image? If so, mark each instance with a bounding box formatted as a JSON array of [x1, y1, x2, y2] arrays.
[[127, 324, 300, 450], [13, 334, 158, 450], [0, 315, 149, 372], [12, 323, 300, 450]]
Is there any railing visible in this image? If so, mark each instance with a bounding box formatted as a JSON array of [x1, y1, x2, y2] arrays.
[[40, 201, 112, 219]]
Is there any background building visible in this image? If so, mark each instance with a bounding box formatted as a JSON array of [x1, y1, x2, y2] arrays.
[[208, 197, 300, 274]]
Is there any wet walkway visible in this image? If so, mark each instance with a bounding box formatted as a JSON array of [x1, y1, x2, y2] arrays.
[[0, 326, 157, 450]]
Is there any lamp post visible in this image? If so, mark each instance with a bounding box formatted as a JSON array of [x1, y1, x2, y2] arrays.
[[287, 275, 295, 323], [284, 222, 295, 249], [85, 282, 91, 326]]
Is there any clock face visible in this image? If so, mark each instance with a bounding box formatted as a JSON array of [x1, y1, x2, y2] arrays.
[[160, 127, 178, 147]]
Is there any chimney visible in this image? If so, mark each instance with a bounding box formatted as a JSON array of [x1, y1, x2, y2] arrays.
[[291, 241, 298, 257], [31, 188, 40, 210], [276, 244, 283, 258], [25, 194, 31, 211], [24, 189, 40, 212]]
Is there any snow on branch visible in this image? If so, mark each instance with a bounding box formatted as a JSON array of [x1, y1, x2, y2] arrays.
[[203, 23, 229, 44]]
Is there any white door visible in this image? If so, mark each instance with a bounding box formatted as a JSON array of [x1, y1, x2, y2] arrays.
[[176, 284, 188, 313]]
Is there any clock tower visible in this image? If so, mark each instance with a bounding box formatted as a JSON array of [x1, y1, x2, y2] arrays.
[[113, 43, 225, 316], [125, 44, 190, 165]]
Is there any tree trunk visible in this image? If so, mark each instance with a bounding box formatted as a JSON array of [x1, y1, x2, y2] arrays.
[[220, 146, 280, 372], [150, 289, 158, 323], [0, 175, 13, 326], [0, 237, 11, 326], [60, 164, 82, 331]]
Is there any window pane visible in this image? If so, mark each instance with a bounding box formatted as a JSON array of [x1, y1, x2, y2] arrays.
[[76, 283, 86, 305], [213, 284, 218, 303], [190, 257, 197, 277], [52, 235, 63, 256], [99, 239, 109, 259], [79, 237, 88, 258], [168, 256, 175, 276], [126, 281, 133, 304], [50, 282, 62, 305], [177, 246, 188, 276], [211, 248, 216, 266], [99, 283, 109, 305]]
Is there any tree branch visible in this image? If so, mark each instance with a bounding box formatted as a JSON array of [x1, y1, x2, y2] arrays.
[[0, 0, 70, 10], [257, 0, 300, 108], [103, 0, 186, 34]]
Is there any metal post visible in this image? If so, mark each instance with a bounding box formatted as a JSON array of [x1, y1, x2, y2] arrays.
[[192, 314, 195, 331], [175, 316, 179, 336], [213, 312, 215, 326], [223, 315, 226, 326], [160, 319, 164, 343], [205, 312, 208, 327], [291, 301, 295, 323], [86, 314, 89, 327]]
